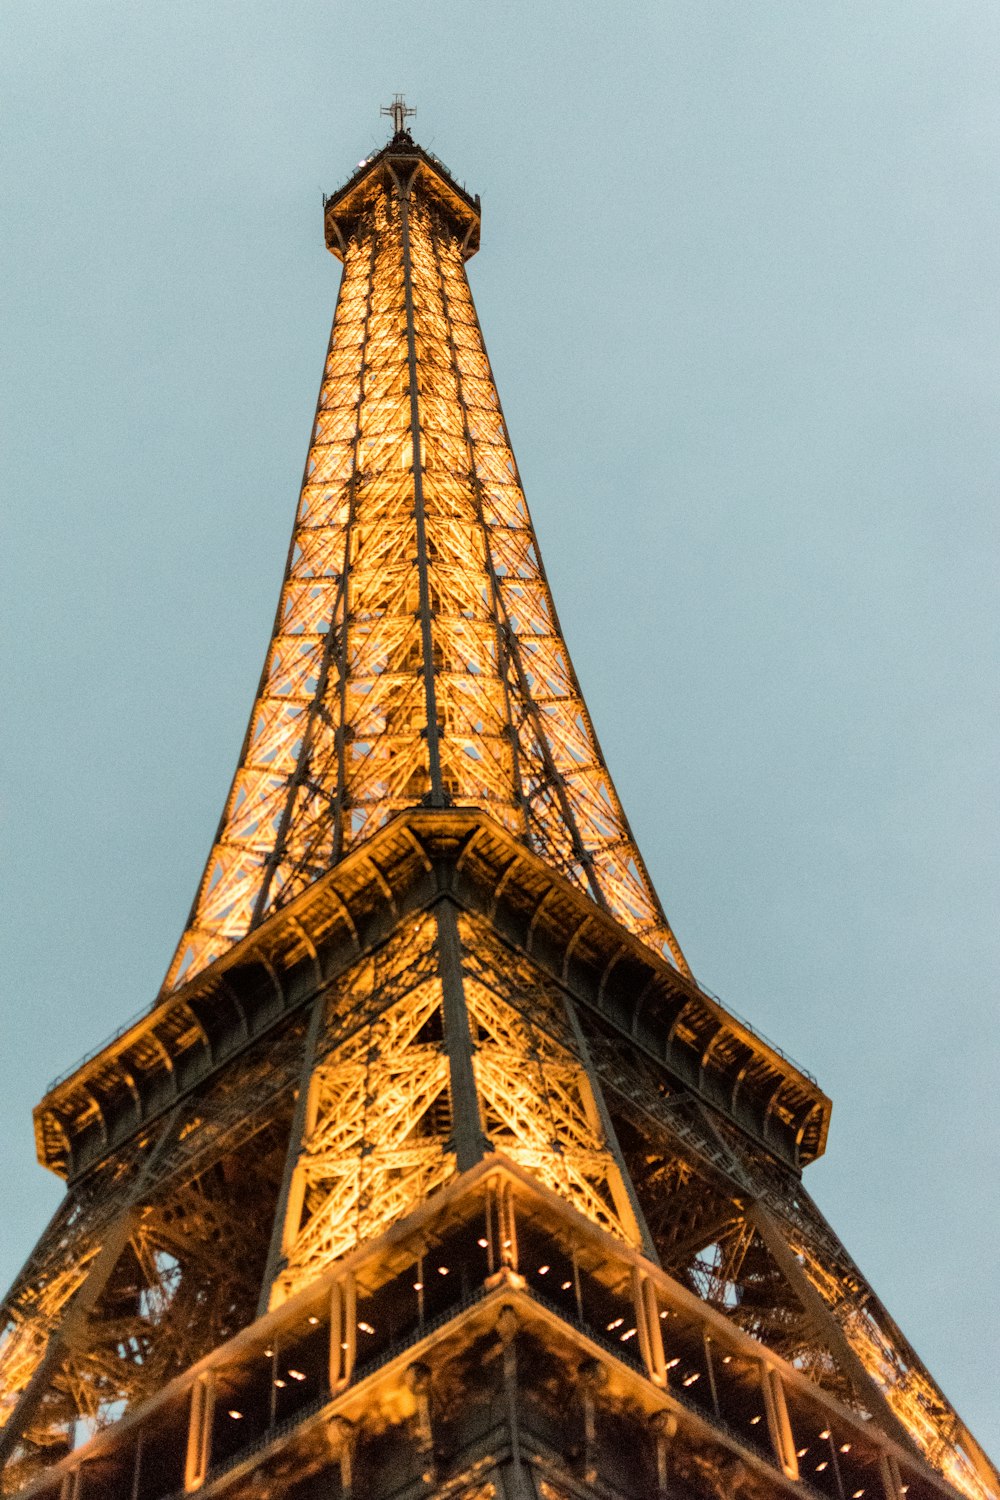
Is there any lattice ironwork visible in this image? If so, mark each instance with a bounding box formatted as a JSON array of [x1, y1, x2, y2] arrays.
[[273, 919, 454, 1303], [0, 1139, 155, 1435], [163, 139, 688, 994], [271, 909, 642, 1306], [588, 1027, 997, 1500], [457, 913, 641, 1246], [0, 1021, 304, 1490]]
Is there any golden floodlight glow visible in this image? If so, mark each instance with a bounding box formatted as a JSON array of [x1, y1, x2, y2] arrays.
[[162, 148, 689, 995]]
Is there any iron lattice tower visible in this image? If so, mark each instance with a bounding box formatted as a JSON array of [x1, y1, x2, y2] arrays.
[[2, 115, 997, 1500]]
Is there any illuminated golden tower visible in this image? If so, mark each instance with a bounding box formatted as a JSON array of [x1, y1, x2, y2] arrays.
[[1, 104, 996, 1500]]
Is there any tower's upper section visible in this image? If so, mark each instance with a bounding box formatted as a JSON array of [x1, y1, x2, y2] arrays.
[[162, 117, 689, 993]]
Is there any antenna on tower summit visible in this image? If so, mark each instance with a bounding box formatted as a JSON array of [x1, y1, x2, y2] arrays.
[[380, 93, 416, 137]]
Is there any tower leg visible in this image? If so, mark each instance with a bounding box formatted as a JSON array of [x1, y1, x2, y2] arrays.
[[0, 1107, 182, 1467], [749, 1204, 923, 1458]]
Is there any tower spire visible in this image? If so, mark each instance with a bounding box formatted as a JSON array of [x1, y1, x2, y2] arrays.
[[162, 134, 690, 994]]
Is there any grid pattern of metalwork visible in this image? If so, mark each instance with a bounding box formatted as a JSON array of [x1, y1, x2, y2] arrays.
[[590, 1031, 998, 1500], [163, 158, 688, 993], [272, 918, 453, 1303], [0, 1024, 303, 1486], [458, 913, 640, 1245], [272, 908, 641, 1306]]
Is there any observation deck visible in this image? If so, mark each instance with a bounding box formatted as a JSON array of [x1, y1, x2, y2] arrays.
[[323, 130, 482, 260], [34, 809, 831, 1183]]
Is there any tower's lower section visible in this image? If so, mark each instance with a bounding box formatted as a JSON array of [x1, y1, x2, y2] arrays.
[[4, 811, 996, 1500], [7, 1163, 973, 1500]]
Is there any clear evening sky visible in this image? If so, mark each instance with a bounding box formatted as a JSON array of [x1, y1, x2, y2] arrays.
[[2, 0, 997, 1454]]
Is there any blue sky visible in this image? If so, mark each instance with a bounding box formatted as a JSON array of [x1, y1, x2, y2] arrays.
[[2, 0, 998, 1456]]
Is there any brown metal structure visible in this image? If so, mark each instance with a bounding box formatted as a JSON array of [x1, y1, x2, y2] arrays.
[[1, 114, 996, 1500]]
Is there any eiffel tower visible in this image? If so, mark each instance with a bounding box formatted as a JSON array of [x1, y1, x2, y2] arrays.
[[1, 103, 996, 1500]]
